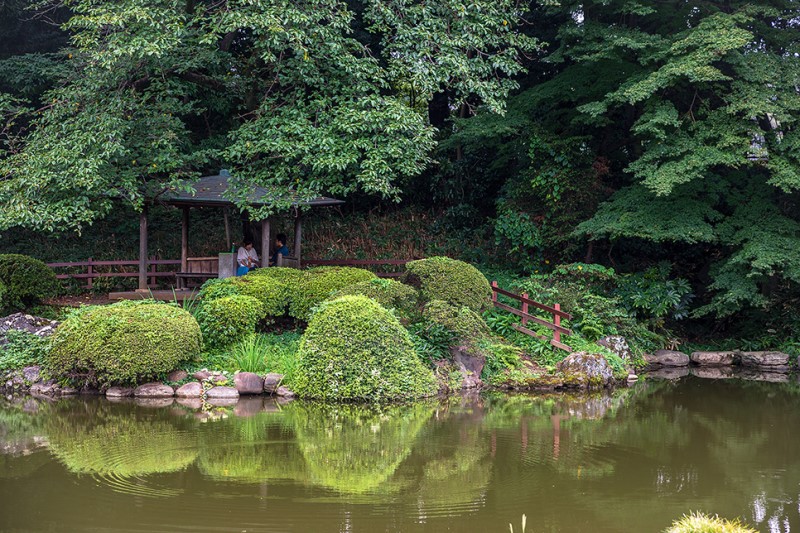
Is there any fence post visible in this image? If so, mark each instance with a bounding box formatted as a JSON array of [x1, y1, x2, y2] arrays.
[[149, 255, 157, 287], [86, 257, 93, 290], [522, 292, 529, 327], [491, 281, 498, 304], [554, 303, 561, 344]]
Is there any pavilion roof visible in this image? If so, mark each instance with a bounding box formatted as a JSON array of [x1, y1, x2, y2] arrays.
[[164, 172, 344, 209]]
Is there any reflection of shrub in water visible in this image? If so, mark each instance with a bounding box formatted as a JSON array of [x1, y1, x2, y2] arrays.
[[198, 415, 309, 484], [47, 406, 198, 477], [290, 402, 434, 494], [418, 431, 493, 507]]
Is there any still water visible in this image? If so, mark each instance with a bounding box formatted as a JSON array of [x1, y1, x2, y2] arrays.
[[1, 376, 798, 532]]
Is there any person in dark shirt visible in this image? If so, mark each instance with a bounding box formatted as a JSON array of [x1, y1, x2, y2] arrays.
[[270, 233, 290, 266]]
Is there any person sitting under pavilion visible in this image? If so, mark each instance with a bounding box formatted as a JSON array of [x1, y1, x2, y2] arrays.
[[270, 233, 290, 266], [236, 239, 259, 276]]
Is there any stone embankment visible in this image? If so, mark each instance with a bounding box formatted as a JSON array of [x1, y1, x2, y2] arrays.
[[645, 348, 795, 382]]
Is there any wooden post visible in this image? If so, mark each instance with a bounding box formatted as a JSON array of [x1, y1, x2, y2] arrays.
[[223, 208, 231, 250], [86, 257, 93, 290], [180, 207, 189, 288], [260, 218, 270, 267], [554, 303, 562, 344], [491, 281, 498, 304], [522, 292, 529, 326], [138, 206, 148, 291], [149, 256, 157, 286], [294, 215, 302, 266]]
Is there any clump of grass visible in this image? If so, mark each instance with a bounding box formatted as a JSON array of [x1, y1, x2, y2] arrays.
[[664, 512, 757, 533], [223, 332, 302, 385]]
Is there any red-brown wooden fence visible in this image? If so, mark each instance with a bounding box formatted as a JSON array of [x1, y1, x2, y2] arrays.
[[490, 281, 573, 352]]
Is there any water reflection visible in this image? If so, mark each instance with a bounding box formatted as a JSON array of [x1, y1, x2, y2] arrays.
[[1, 377, 800, 532]]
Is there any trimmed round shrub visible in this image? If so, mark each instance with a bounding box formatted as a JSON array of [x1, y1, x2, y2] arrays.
[[330, 278, 418, 318], [0, 254, 58, 311], [197, 278, 240, 302], [294, 295, 437, 401], [403, 256, 491, 312], [291, 267, 377, 321], [423, 299, 491, 341], [48, 300, 202, 387], [232, 273, 289, 317], [195, 294, 264, 350]]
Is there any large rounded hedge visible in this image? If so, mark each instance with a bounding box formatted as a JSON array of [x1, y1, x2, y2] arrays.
[[195, 294, 264, 349], [0, 254, 58, 311], [402, 256, 491, 312], [293, 295, 436, 401], [290, 267, 377, 321], [329, 278, 418, 319], [48, 300, 202, 387]]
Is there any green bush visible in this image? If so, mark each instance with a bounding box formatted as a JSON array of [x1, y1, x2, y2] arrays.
[[291, 267, 377, 321], [232, 273, 289, 317], [48, 300, 202, 387], [0, 330, 51, 373], [195, 294, 264, 350], [330, 278, 418, 318], [294, 295, 437, 401], [197, 278, 240, 302], [403, 256, 491, 312], [422, 299, 491, 341], [0, 254, 58, 312]]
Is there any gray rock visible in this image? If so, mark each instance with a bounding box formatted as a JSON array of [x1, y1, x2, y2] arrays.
[[209, 374, 229, 385], [29, 381, 58, 396], [691, 351, 736, 366], [452, 348, 485, 389], [263, 373, 284, 394], [691, 366, 735, 380], [59, 386, 78, 395], [133, 382, 175, 398], [646, 350, 690, 367], [193, 370, 212, 381], [206, 386, 239, 399], [597, 335, 632, 362], [175, 382, 202, 398], [276, 386, 296, 398], [22, 366, 41, 384], [167, 370, 189, 382], [647, 367, 690, 380], [106, 386, 134, 398], [555, 352, 614, 388], [739, 351, 790, 368], [0, 313, 60, 342], [234, 372, 264, 395]]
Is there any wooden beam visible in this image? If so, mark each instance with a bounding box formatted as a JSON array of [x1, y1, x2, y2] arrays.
[[138, 205, 148, 290], [223, 208, 231, 250], [180, 207, 189, 289], [294, 215, 302, 265], [261, 218, 270, 267]]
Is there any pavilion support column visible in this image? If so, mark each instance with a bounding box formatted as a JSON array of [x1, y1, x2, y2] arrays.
[[180, 207, 189, 288], [138, 205, 149, 291], [294, 215, 302, 266], [261, 217, 271, 268]]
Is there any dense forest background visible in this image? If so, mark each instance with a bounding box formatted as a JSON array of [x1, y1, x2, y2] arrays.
[[1, 0, 799, 341]]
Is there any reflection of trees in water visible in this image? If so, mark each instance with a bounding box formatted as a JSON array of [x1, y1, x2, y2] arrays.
[[45, 400, 198, 477], [197, 413, 309, 484], [289, 402, 435, 494]]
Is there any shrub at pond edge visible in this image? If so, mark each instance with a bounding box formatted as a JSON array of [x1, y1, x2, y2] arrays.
[[0, 254, 58, 312], [293, 295, 437, 401], [48, 300, 201, 388], [329, 278, 418, 319], [403, 256, 491, 313], [290, 267, 377, 321], [196, 294, 264, 350]]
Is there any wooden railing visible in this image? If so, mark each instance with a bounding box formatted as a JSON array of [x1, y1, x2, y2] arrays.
[[47, 258, 181, 289], [491, 281, 573, 352]]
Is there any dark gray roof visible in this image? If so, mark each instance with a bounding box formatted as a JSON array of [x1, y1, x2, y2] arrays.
[[164, 173, 344, 208]]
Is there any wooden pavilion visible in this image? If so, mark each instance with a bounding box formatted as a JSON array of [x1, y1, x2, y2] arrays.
[[133, 171, 344, 292]]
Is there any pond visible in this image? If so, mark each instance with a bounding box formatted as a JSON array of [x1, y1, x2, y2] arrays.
[[1, 376, 799, 532]]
